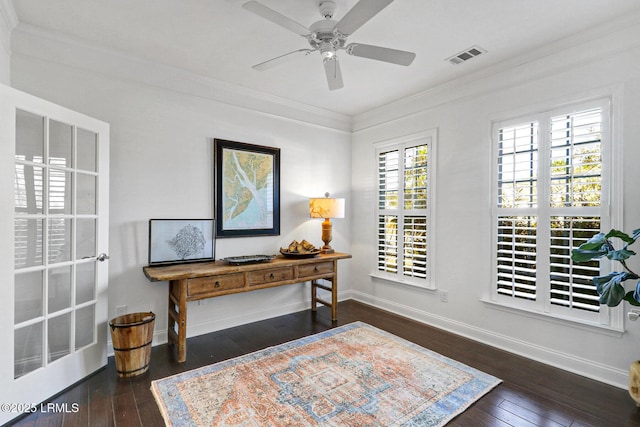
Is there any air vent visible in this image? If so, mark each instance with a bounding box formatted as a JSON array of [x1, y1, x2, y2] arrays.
[[446, 46, 486, 65]]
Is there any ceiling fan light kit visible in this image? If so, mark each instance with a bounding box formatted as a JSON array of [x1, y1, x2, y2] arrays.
[[242, 0, 416, 90]]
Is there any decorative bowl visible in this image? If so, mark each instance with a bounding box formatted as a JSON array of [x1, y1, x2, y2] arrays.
[[279, 248, 321, 258]]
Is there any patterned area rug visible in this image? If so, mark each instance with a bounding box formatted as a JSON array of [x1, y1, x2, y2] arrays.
[[151, 322, 501, 426]]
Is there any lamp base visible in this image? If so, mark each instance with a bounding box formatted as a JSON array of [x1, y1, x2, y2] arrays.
[[320, 218, 335, 254]]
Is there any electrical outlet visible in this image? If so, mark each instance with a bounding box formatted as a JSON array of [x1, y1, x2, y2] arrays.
[[440, 290, 449, 303], [116, 305, 127, 317]]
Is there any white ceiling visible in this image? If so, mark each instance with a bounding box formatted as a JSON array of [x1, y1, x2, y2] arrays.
[[11, 0, 640, 116]]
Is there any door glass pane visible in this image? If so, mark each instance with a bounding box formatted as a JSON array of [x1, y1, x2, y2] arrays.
[[15, 270, 43, 324], [75, 305, 95, 349], [48, 169, 72, 214], [76, 219, 96, 260], [77, 128, 97, 172], [48, 313, 71, 363], [48, 265, 71, 313], [49, 120, 72, 168], [76, 263, 95, 304], [15, 164, 43, 214], [15, 218, 43, 269], [48, 218, 71, 264], [77, 173, 96, 215], [15, 110, 44, 163], [15, 322, 43, 378]]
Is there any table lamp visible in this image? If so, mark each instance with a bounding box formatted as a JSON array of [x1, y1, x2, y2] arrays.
[[309, 193, 345, 254]]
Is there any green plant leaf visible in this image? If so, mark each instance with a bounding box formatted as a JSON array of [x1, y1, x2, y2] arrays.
[[606, 249, 636, 261], [593, 272, 629, 307], [624, 229, 640, 252], [571, 248, 607, 262], [632, 282, 640, 306], [605, 229, 635, 243], [578, 233, 607, 250], [624, 290, 640, 306], [571, 232, 610, 262]]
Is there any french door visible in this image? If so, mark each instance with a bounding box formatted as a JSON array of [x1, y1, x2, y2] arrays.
[[0, 84, 109, 424]]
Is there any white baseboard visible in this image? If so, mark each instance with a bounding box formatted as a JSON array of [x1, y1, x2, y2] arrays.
[[107, 296, 344, 357], [349, 290, 628, 390]]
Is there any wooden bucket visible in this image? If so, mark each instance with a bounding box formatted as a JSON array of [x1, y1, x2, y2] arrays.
[[109, 312, 155, 378]]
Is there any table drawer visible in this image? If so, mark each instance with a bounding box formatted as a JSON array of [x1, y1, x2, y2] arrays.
[[187, 273, 245, 297], [298, 262, 334, 278], [248, 267, 294, 286]]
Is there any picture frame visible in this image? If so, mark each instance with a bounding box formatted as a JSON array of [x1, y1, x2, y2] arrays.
[[148, 219, 215, 265], [214, 139, 280, 237]]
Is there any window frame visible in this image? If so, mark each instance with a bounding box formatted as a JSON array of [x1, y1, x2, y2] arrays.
[[372, 129, 437, 289], [489, 97, 623, 330]]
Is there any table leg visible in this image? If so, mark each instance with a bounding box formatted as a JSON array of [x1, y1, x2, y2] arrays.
[[310, 277, 338, 321], [168, 279, 188, 363], [331, 261, 338, 321], [311, 279, 318, 312]]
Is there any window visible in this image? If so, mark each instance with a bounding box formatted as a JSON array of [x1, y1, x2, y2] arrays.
[[492, 99, 616, 325], [375, 131, 436, 287]]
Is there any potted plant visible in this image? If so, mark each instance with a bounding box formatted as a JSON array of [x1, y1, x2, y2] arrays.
[[571, 228, 640, 307], [572, 228, 640, 406]]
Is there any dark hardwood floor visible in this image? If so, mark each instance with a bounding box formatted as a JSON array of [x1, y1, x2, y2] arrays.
[[6, 300, 640, 426]]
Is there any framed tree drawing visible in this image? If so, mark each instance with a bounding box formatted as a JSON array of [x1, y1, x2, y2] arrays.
[[148, 219, 215, 265], [214, 139, 280, 237]]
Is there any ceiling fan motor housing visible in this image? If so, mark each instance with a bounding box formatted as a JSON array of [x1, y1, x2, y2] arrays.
[[309, 19, 345, 53]]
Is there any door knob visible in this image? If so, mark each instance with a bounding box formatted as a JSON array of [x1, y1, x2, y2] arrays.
[[96, 253, 110, 262]]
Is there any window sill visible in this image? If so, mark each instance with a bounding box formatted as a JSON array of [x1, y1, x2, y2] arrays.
[[481, 298, 624, 338], [369, 273, 436, 291]]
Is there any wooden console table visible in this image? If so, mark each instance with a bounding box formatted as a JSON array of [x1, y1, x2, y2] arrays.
[[143, 252, 351, 362]]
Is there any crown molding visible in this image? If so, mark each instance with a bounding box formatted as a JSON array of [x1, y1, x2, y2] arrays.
[[352, 11, 640, 132], [0, 0, 17, 56], [11, 23, 353, 133]]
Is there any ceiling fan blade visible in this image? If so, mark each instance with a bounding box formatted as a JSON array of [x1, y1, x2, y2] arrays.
[[323, 57, 343, 91], [243, 1, 310, 36], [335, 0, 393, 36], [346, 43, 416, 66], [252, 49, 313, 71]]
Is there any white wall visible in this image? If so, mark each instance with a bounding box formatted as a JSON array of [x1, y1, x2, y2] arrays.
[[9, 29, 352, 346], [0, 43, 8, 84], [350, 19, 640, 388], [0, 0, 17, 84]]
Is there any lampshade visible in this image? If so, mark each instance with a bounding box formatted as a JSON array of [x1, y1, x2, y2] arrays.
[[309, 196, 345, 219]]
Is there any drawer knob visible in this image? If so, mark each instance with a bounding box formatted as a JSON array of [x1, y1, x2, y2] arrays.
[[214, 281, 221, 288], [314, 266, 319, 272], [269, 273, 275, 279]]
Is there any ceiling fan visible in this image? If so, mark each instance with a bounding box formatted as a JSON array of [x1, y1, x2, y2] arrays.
[[242, 0, 416, 90]]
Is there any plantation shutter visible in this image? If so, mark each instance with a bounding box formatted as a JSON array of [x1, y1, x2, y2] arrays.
[[548, 108, 603, 312], [378, 150, 399, 273], [402, 144, 428, 279], [494, 102, 607, 318], [376, 139, 431, 285], [496, 122, 539, 301]]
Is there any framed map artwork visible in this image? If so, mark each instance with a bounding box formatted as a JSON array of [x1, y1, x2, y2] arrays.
[[214, 139, 280, 237]]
